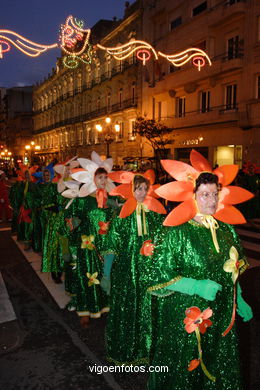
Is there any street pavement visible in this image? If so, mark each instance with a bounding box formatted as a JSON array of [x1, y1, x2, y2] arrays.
[[0, 220, 260, 390]]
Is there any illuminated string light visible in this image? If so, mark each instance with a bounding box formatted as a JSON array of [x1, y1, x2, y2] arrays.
[[0, 40, 10, 58], [0, 29, 58, 58], [97, 40, 158, 62], [136, 49, 151, 65], [158, 47, 212, 68], [192, 56, 206, 71], [60, 15, 91, 56]]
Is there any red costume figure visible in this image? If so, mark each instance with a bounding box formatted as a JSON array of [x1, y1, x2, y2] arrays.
[[0, 170, 12, 222]]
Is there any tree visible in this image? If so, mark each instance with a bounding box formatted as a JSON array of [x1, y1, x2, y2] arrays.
[[133, 116, 171, 181]]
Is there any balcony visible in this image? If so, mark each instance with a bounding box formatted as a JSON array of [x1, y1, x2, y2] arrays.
[[34, 98, 138, 134]]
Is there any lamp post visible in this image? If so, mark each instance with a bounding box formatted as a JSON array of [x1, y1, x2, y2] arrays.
[[24, 141, 41, 165], [95, 116, 120, 158]]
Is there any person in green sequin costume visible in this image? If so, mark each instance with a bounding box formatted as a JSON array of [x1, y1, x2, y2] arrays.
[[148, 169, 253, 389], [104, 171, 166, 366], [67, 153, 118, 327]]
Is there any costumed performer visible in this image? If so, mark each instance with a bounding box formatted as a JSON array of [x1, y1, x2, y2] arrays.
[[103, 169, 166, 365], [64, 151, 118, 327], [146, 149, 254, 390]]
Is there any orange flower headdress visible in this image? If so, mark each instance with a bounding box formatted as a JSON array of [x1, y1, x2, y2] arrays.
[[109, 169, 166, 235], [156, 149, 253, 227], [16, 163, 38, 182]]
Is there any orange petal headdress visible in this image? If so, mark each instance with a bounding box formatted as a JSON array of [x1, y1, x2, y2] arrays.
[[109, 169, 166, 219], [16, 163, 38, 182], [156, 149, 254, 227]]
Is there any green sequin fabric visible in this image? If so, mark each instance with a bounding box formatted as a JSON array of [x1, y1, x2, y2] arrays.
[[148, 220, 246, 390], [106, 210, 164, 365]]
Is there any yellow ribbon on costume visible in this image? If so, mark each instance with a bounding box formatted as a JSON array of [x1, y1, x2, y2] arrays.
[[136, 203, 149, 236], [197, 214, 220, 253]]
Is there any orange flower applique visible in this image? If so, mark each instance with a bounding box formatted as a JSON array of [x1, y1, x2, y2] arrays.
[[98, 221, 110, 235], [184, 306, 215, 382], [140, 240, 155, 256], [155, 149, 254, 226]]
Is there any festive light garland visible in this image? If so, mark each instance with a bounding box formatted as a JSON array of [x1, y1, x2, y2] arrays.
[[0, 40, 10, 58], [0, 29, 58, 57], [0, 17, 211, 72]]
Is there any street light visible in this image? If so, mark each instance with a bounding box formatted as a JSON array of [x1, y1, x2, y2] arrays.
[[96, 117, 121, 157], [24, 141, 41, 165]]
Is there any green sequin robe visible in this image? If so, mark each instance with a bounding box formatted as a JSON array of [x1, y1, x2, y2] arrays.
[[147, 220, 247, 390], [41, 191, 68, 273], [15, 181, 36, 244], [106, 210, 164, 366], [61, 195, 117, 317]]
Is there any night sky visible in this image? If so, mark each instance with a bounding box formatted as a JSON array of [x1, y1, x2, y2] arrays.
[[0, 0, 134, 88]]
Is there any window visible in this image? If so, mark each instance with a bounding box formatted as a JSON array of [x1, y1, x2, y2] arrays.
[[200, 91, 210, 113], [225, 84, 237, 110], [170, 16, 182, 31], [256, 75, 260, 99], [158, 102, 162, 121], [227, 36, 239, 59], [116, 122, 124, 141], [128, 119, 136, 141], [176, 97, 186, 117], [132, 83, 136, 104], [107, 93, 111, 111], [258, 16, 260, 42], [193, 2, 207, 17], [119, 89, 123, 108]]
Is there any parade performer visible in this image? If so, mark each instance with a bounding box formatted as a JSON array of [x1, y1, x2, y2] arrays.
[[9, 164, 37, 234], [104, 169, 166, 365], [32, 163, 55, 253], [146, 150, 254, 389], [15, 167, 37, 250], [39, 158, 79, 283], [63, 151, 117, 327], [0, 170, 12, 222]]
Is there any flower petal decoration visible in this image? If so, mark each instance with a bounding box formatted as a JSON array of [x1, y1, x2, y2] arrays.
[[81, 235, 95, 250], [86, 272, 100, 287], [108, 169, 166, 218], [184, 306, 215, 382], [54, 156, 79, 193], [184, 306, 213, 334], [71, 152, 115, 199], [188, 359, 200, 372], [140, 240, 155, 256], [98, 221, 110, 235], [223, 246, 246, 284], [156, 149, 254, 226]]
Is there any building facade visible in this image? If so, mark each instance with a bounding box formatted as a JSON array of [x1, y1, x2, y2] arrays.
[[0, 86, 33, 164], [32, 0, 260, 168], [33, 1, 153, 169], [141, 0, 260, 166]]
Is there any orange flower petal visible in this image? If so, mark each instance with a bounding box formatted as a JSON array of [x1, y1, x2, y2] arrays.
[[119, 197, 137, 218], [190, 149, 212, 172], [161, 160, 197, 181], [185, 306, 202, 320], [143, 197, 166, 214], [110, 183, 133, 199], [163, 199, 197, 226], [220, 186, 254, 205], [214, 205, 246, 224], [214, 165, 239, 186], [148, 184, 160, 198], [188, 359, 200, 371], [108, 171, 134, 183], [155, 181, 194, 202], [143, 169, 155, 185]]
